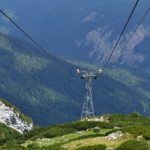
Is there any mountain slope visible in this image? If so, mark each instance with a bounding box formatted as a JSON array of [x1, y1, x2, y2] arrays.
[[0, 123, 21, 143], [0, 34, 150, 126], [1, 112, 150, 150]]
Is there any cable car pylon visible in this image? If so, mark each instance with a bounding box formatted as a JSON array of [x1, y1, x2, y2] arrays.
[[77, 69, 102, 120]]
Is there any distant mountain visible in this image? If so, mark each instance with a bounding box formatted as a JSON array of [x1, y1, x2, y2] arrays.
[[0, 0, 150, 68], [1, 34, 150, 126]]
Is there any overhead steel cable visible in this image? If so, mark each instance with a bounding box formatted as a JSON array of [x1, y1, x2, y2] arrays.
[[113, 7, 150, 64], [102, 0, 140, 70], [0, 10, 56, 62], [0, 32, 75, 79], [0, 9, 73, 75], [0, 32, 49, 65], [0, 32, 32, 55]]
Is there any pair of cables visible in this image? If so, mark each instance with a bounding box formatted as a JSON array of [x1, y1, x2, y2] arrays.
[[101, 0, 149, 71], [113, 7, 150, 64], [0, 0, 149, 75]]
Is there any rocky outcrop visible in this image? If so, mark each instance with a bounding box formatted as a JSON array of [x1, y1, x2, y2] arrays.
[[88, 116, 109, 122], [0, 101, 33, 134]]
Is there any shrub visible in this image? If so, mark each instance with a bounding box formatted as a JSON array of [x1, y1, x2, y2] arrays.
[[143, 131, 150, 140], [93, 128, 100, 133], [122, 125, 150, 139], [75, 144, 107, 150], [27, 143, 39, 149], [38, 143, 63, 150], [0, 144, 25, 150], [122, 126, 144, 137], [117, 140, 150, 150]]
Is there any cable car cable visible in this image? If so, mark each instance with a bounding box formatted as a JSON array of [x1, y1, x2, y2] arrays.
[[0, 32, 33, 56], [113, 7, 150, 64], [0, 9, 73, 75], [0, 32, 75, 79], [102, 0, 139, 71], [0, 9, 56, 62]]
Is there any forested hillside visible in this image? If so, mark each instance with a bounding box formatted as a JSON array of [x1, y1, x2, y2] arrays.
[[0, 34, 150, 126]]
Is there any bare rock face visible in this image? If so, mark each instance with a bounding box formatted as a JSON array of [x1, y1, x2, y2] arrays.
[[88, 116, 109, 122], [0, 101, 33, 134], [106, 148, 114, 150]]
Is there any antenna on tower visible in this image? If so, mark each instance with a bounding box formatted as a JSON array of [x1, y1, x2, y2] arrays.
[[77, 69, 102, 120]]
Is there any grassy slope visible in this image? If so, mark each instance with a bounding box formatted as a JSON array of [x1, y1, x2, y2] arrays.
[[22, 113, 150, 149], [1, 112, 150, 150]]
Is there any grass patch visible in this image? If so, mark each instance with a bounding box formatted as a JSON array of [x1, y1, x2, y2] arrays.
[[63, 137, 128, 150]]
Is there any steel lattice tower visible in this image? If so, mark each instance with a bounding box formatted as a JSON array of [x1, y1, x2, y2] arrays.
[[81, 71, 97, 119]]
